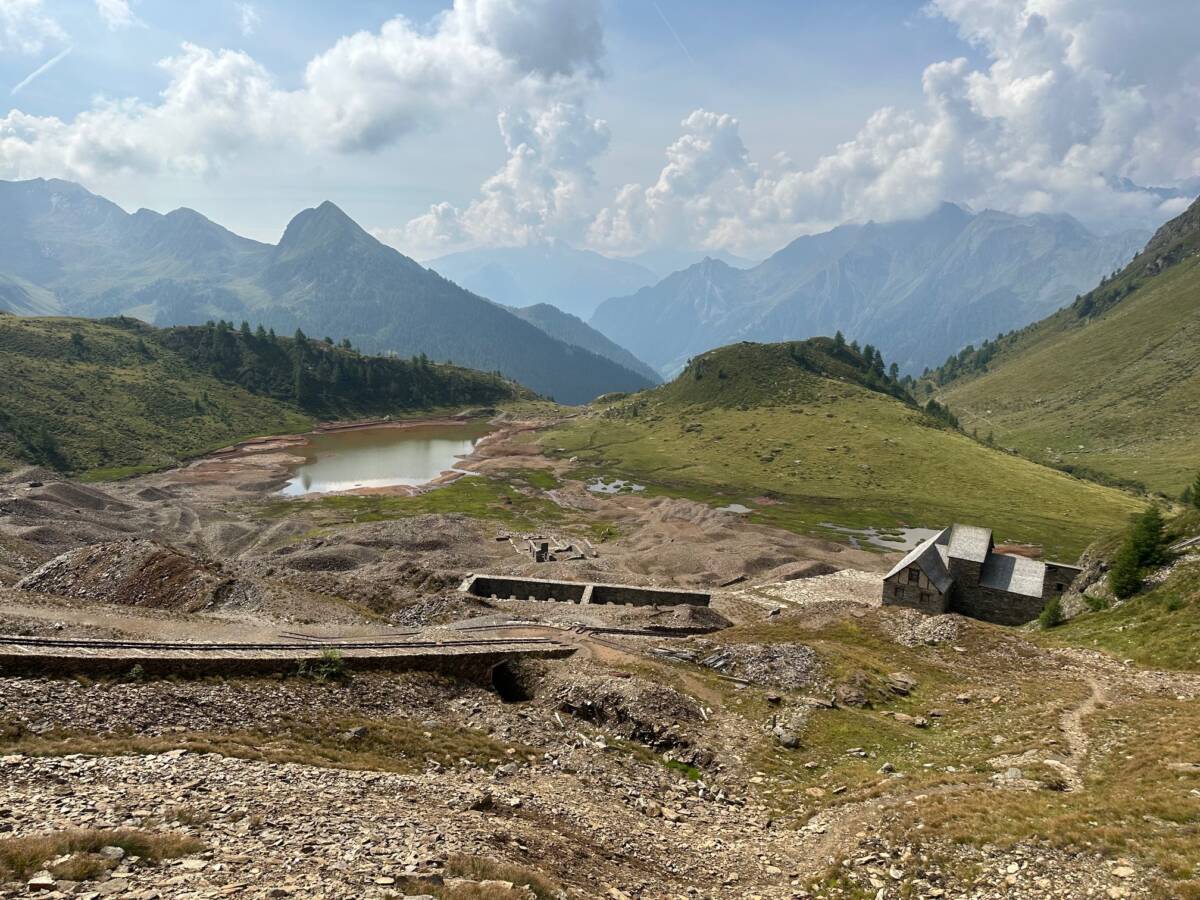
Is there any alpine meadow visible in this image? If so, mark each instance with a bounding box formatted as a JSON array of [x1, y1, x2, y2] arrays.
[[0, 3, 1197, 898]]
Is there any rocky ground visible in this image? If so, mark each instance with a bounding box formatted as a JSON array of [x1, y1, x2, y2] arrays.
[[0, 425, 1197, 898]]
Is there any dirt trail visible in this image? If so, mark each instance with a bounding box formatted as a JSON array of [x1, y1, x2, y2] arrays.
[[791, 669, 1112, 877], [1058, 675, 1106, 791], [791, 782, 975, 880]]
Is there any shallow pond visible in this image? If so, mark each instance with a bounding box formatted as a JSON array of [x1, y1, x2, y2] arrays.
[[820, 523, 941, 551], [587, 478, 646, 494], [280, 422, 495, 497]]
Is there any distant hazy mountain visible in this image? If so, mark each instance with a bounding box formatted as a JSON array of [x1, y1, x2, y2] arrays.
[[506, 303, 661, 385], [938, 194, 1200, 494], [625, 247, 758, 280], [591, 203, 1148, 377], [427, 241, 657, 319], [0, 178, 656, 404]]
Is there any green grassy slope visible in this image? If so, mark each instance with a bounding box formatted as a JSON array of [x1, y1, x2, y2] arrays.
[[1048, 509, 1200, 670], [546, 340, 1143, 559], [936, 198, 1200, 495], [0, 316, 521, 477]]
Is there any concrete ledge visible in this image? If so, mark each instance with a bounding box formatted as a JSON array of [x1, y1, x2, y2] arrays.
[[460, 574, 710, 607], [0, 636, 574, 680]]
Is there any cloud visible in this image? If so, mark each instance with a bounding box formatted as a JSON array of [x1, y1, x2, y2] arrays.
[[0, 0, 604, 177], [395, 101, 610, 256], [588, 0, 1200, 255], [589, 109, 756, 253], [236, 3, 259, 38], [95, 0, 141, 30], [0, 0, 65, 53], [11, 45, 71, 95]]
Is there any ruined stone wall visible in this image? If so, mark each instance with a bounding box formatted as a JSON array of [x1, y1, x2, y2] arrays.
[[463, 575, 587, 603], [881, 577, 948, 615], [588, 583, 709, 607], [950, 587, 1044, 626], [1042, 563, 1081, 600], [0, 648, 572, 682], [461, 574, 710, 607]]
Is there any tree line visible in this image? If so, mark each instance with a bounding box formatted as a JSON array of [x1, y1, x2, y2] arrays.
[[157, 320, 516, 415]]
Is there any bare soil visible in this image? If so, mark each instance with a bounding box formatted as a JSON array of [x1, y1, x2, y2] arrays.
[[0, 416, 1193, 898]]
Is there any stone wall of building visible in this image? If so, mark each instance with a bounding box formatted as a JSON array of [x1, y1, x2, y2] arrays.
[[950, 586, 1045, 626], [1042, 563, 1081, 600], [882, 577, 948, 615], [947, 558, 982, 595]]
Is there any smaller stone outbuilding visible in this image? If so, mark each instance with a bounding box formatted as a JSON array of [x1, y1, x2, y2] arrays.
[[881, 524, 1080, 626]]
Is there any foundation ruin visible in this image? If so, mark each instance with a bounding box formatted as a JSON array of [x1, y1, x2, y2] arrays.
[[459, 574, 711, 607]]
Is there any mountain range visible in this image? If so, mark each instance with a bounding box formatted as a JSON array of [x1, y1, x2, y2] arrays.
[[426, 242, 755, 320], [590, 203, 1149, 377], [935, 194, 1200, 495], [0, 179, 655, 405], [505, 303, 661, 384]]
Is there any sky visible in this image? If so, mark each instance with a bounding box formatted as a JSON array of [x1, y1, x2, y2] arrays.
[[1, 0, 1198, 261]]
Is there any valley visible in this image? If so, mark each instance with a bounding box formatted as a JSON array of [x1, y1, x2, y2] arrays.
[[1, 329, 1196, 898], [2, 4, 1197, 897], [935, 197, 1200, 497]]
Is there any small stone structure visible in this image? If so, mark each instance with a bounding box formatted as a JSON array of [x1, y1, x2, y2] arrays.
[[881, 523, 1081, 625], [460, 574, 711, 607]]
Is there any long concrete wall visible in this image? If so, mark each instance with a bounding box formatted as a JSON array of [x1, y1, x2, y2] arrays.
[[460, 574, 710, 607], [0, 637, 573, 681]]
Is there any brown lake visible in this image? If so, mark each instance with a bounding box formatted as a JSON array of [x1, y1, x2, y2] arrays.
[[279, 421, 495, 497]]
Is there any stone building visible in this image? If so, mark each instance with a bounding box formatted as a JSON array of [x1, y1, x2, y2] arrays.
[[881, 523, 1081, 625]]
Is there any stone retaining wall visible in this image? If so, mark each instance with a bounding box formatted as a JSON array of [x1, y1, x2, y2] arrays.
[[460, 574, 710, 607]]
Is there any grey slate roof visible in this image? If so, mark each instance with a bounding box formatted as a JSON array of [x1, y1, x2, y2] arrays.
[[979, 552, 1046, 599], [945, 523, 992, 564], [883, 529, 953, 593]]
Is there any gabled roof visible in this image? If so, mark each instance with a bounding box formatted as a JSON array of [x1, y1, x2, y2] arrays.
[[979, 552, 1046, 598], [944, 523, 993, 564], [884, 529, 953, 593]]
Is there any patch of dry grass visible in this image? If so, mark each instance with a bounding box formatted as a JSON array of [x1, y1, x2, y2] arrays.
[[0, 715, 536, 774], [739, 619, 1089, 825], [886, 695, 1200, 896], [396, 854, 564, 899], [0, 828, 203, 881]]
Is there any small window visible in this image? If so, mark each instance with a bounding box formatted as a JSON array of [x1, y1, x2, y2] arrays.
[[919, 590, 931, 604]]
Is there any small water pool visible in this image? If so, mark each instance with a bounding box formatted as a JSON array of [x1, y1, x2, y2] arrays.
[[279, 422, 494, 497], [819, 523, 941, 551], [587, 478, 646, 494]]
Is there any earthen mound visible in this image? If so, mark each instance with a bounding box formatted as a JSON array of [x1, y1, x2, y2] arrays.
[[134, 486, 175, 502], [28, 482, 131, 512], [16, 540, 236, 612], [699, 642, 823, 691], [283, 545, 382, 572], [553, 672, 702, 750]]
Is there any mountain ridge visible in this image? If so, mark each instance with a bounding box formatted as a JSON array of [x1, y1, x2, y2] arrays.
[[591, 202, 1148, 377], [0, 315, 523, 476], [933, 195, 1200, 494], [0, 179, 655, 405]]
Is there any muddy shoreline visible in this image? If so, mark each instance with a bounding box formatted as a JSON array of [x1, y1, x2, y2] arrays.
[[200, 415, 541, 500]]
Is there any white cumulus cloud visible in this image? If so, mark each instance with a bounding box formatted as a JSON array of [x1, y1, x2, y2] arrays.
[[236, 3, 259, 38], [95, 0, 141, 31], [0, 0, 65, 53], [589, 0, 1200, 255], [396, 101, 610, 257], [0, 0, 604, 178]]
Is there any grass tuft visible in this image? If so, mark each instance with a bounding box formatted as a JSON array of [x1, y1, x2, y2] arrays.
[[0, 828, 203, 881]]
